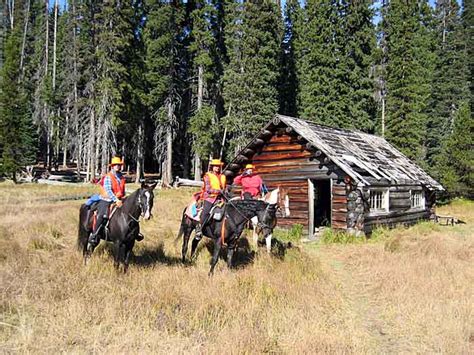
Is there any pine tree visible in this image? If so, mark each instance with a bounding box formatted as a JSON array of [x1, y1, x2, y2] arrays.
[[438, 101, 473, 197], [463, 0, 473, 111], [94, 0, 134, 173], [222, 0, 282, 155], [279, 0, 301, 117], [427, 0, 469, 178], [143, 0, 184, 185], [0, 19, 36, 181], [295, 0, 346, 127], [340, 0, 376, 132], [383, 0, 435, 163], [188, 0, 219, 178]]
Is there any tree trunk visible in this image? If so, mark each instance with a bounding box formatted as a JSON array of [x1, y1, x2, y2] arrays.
[[87, 109, 96, 182], [63, 110, 69, 168], [72, 0, 79, 173], [0, 1, 5, 71], [44, 0, 50, 169], [193, 64, 204, 180], [52, 0, 58, 90], [381, 96, 385, 138], [44, 0, 48, 76], [7, 0, 14, 29], [163, 101, 173, 186], [135, 122, 144, 183], [19, 0, 29, 75]]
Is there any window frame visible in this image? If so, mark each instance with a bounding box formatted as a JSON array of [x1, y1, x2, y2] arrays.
[[410, 190, 425, 210], [368, 188, 390, 215]]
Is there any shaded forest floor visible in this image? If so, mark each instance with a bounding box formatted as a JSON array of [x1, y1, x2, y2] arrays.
[[0, 182, 473, 353]]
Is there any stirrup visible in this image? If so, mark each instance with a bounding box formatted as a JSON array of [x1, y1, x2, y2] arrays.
[[88, 231, 100, 246]]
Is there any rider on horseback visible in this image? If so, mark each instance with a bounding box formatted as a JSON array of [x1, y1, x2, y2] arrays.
[[88, 156, 127, 246], [233, 164, 267, 199], [195, 159, 226, 239]]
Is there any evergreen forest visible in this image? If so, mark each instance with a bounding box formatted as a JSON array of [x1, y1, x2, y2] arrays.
[[0, 0, 472, 197]]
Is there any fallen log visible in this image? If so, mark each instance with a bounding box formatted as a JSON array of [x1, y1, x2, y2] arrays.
[[173, 177, 203, 188]]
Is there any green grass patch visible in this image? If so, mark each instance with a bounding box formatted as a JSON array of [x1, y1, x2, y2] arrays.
[[320, 229, 366, 245]]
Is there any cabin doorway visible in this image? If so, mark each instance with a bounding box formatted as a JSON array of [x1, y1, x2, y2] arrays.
[[308, 179, 332, 236]]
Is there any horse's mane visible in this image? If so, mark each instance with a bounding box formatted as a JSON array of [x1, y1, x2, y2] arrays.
[[230, 199, 267, 213]]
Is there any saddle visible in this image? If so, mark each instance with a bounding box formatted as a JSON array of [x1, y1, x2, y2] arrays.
[[86, 203, 115, 232]]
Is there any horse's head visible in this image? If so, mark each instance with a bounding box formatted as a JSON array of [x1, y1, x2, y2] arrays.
[[138, 181, 158, 220], [263, 187, 290, 218]]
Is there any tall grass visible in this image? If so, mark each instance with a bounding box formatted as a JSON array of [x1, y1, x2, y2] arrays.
[[0, 184, 472, 353]]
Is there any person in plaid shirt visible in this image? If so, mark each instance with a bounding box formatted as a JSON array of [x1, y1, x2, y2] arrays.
[[88, 156, 126, 246]]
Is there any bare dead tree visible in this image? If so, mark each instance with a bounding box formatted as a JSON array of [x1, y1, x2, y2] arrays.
[[19, 0, 29, 76], [6, 0, 14, 29]]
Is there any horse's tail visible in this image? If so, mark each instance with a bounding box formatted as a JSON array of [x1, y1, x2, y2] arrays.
[[77, 204, 90, 251]]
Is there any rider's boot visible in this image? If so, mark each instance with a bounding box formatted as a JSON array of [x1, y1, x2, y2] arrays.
[[88, 218, 107, 246], [136, 232, 144, 241]]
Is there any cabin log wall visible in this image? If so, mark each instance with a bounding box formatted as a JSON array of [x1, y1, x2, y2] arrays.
[[228, 131, 347, 231], [363, 185, 433, 234]]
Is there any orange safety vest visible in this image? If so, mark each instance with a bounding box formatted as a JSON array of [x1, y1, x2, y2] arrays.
[[202, 172, 226, 199], [99, 172, 126, 200]]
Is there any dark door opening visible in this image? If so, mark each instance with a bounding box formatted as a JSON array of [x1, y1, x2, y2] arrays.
[[308, 179, 331, 236]]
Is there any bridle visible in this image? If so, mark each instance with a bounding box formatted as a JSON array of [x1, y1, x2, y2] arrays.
[[130, 188, 152, 222], [256, 203, 277, 232]]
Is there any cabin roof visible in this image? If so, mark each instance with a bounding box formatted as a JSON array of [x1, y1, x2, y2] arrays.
[[225, 114, 444, 191]]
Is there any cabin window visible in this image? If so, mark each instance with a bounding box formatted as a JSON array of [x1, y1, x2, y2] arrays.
[[369, 189, 389, 213], [410, 190, 425, 209]]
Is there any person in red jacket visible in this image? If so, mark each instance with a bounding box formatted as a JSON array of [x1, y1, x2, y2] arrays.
[[233, 164, 267, 199]]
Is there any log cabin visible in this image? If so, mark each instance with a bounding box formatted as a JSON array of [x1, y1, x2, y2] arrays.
[[224, 115, 444, 237]]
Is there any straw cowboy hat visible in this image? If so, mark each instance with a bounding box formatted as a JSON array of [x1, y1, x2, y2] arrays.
[[109, 156, 125, 166], [210, 159, 224, 166]]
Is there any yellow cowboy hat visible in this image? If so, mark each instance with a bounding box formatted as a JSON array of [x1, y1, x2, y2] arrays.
[[109, 156, 124, 166], [210, 159, 224, 166], [245, 164, 255, 169]]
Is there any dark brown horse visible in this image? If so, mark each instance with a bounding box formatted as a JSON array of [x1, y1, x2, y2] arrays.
[[178, 193, 284, 275], [77, 182, 157, 272]]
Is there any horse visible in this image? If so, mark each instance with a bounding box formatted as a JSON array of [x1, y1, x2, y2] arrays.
[[250, 187, 290, 252], [77, 181, 157, 272], [178, 187, 288, 272]]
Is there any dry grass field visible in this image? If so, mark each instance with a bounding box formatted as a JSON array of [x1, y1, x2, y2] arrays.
[[0, 182, 473, 353]]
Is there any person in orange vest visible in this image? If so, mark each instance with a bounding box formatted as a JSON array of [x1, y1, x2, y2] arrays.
[[233, 164, 267, 199], [88, 156, 127, 245], [196, 159, 227, 238]]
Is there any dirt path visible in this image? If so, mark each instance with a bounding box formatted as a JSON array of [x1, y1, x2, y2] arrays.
[[314, 245, 396, 353]]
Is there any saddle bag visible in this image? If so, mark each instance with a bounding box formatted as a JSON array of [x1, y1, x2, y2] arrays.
[[212, 206, 224, 221]]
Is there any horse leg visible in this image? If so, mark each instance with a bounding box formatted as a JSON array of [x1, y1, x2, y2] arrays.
[[190, 224, 202, 260], [226, 243, 235, 269], [181, 222, 193, 263], [251, 216, 259, 248], [209, 237, 222, 276], [265, 233, 273, 253], [114, 240, 121, 270], [123, 240, 135, 273], [84, 235, 96, 265]]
